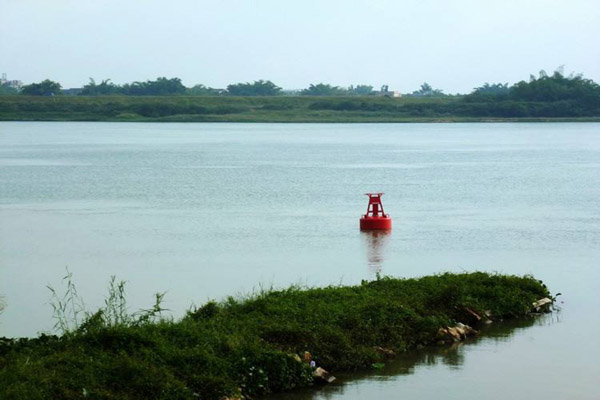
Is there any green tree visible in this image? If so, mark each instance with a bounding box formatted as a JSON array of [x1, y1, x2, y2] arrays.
[[80, 78, 121, 95], [510, 69, 600, 105], [472, 83, 509, 96], [0, 83, 19, 95], [20, 79, 62, 96], [121, 77, 186, 95], [464, 83, 509, 102], [300, 83, 347, 96], [410, 82, 446, 97], [348, 84, 375, 95], [462, 69, 600, 117], [226, 80, 282, 96]]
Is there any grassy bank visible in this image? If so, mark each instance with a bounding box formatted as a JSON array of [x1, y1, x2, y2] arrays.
[[1, 96, 599, 122], [0, 272, 550, 399]]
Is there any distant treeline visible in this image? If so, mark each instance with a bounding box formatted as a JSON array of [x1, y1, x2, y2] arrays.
[[3, 68, 598, 100], [2, 78, 386, 97], [0, 79, 475, 98], [1, 70, 599, 120]]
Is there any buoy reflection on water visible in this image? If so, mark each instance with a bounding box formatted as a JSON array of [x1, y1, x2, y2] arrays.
[[361, 230, 391, 275]]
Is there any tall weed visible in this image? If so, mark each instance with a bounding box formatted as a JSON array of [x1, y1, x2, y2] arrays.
[[47, 269, 86, 334], [47, 270, 167, 334]]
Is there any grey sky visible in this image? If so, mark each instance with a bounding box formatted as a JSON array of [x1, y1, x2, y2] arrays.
[[1, 0, 599, 93]]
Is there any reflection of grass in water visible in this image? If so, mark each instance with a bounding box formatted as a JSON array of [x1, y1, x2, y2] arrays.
[[269, 316, 550, 400], [382, 315, 543, 375], [331, 316, 541, 380], [0, 272, 550, 400]]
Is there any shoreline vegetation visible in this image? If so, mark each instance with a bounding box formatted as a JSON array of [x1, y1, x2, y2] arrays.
[[1, 95, 599, 123], [0, 272, 552, 400], [1, 70, 599, 123]]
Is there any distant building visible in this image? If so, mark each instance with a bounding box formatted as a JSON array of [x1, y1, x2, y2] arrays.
[[1, 73, 23, 90], [378, 84, 401, 98]]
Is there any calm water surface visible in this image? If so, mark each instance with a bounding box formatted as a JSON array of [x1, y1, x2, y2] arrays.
[[1, 122, 599, 399]]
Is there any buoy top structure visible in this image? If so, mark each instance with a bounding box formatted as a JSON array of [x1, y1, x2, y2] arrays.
[[360, 193, 392, 230]]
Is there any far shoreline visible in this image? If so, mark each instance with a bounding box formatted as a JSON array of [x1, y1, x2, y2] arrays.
[[2, 117, 599, 123], [2, 95, 599, 124]]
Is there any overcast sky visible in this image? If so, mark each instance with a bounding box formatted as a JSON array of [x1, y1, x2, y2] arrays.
[[1, 0, 599, 93]]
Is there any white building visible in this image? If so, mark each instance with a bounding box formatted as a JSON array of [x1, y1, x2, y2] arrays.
[[378, 84, 402, 98]]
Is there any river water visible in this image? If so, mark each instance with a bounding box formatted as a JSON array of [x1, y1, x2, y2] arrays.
[[1, 122, 599, 399]]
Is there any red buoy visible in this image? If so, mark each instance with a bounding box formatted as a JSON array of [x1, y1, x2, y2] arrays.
[[360, 193, 392, 230]]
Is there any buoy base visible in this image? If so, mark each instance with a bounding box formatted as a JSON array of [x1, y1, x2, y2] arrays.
[[360, 216, 392, 230]]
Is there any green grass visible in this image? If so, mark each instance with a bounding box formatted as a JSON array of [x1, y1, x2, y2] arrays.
[[1, 95, 598, 122], [0, 272, 550, 399]]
